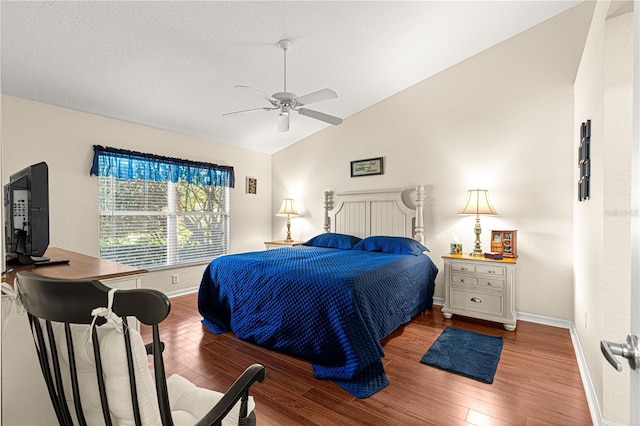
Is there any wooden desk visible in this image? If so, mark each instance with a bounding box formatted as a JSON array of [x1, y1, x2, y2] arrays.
[[1, 248, 147, 425], [4, 247, 147, 285]]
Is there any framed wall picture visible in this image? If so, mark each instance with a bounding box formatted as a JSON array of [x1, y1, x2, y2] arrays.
[[246, 176, 257, 194], [578, 120, 591, 201], [350, 157, 384, 177]]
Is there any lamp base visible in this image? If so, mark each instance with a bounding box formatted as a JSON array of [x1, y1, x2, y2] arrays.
[[472, 216, 483, 256], [284, 217, 293, 243]]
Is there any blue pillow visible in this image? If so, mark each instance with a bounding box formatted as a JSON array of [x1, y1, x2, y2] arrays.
[[303, 233, 362, 250], [352, 236, 429, 255]]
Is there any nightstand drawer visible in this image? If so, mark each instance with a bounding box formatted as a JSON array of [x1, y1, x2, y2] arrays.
[[449, 262, 476, 274], [449, 288, 504, 316], [450, 274, 477, 286], [478, 278, 505, 290], [477, 265, 506, 277]]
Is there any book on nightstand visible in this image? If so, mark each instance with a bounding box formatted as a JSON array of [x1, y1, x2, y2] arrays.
[[484, 252, 504, 260]]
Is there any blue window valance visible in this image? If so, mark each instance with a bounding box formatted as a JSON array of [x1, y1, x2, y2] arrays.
[[90, 145, 235, 188]]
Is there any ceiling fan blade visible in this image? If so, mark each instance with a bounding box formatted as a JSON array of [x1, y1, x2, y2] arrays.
[[277, 112, 290, 132], [235, 85, 278, 104], [295, 88, 337, 106], [297, 108, 343, 126], [223, 107, 273, 116]]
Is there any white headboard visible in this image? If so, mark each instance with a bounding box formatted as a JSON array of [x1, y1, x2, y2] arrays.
[[323, 185, 425, 244]]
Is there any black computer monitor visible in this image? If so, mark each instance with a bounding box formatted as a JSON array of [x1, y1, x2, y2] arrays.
[[4, 162, 50, 265]]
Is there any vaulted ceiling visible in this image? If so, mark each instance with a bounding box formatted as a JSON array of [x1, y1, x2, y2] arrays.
[[1, 1, 581, 154]]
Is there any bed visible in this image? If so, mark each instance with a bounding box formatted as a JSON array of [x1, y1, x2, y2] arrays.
[[198, 186, 438, 398]]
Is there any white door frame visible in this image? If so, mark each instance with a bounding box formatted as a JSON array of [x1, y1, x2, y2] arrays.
[[631, 3, 640, 424]]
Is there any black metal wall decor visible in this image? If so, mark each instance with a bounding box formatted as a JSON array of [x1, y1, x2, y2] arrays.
[[578, 120, 591, 201]]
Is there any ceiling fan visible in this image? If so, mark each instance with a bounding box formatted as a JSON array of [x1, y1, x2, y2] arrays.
[[223, 39, 343, 132]]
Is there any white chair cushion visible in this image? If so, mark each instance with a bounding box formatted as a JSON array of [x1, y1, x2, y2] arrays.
[[167, 374, 255, 426], [50, 321, 254, 425], [51, 321, 162, 425]]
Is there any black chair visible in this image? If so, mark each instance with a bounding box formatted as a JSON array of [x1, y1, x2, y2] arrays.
[[15, 271, 266, 426]]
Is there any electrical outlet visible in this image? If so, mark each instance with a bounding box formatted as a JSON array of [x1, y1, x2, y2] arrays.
[[172, 274, 179, 285]]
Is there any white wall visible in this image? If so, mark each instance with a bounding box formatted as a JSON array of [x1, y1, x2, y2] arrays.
[[1, 95, 272, 293], [272, 3, 594, 320], [574, 2, 607, 415], [573, 2, 634, 423]]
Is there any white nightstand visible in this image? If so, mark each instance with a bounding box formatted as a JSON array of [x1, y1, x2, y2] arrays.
[[441, 253, 517, 331], [264, 240, 304, 250]]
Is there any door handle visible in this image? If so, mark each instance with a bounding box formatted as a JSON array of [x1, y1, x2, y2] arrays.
[[600, 334, 640, 371]]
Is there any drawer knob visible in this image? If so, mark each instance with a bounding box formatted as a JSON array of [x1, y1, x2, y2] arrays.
[[487, 282, 492, 286], [460, 267, 467, 271], [470, 297, 482, 303], [460, 279, 465, 283], [488, 270, 496, 274]]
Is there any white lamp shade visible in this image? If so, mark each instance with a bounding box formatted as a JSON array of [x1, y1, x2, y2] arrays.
[[457, 189, 498, 216], [276, 198, 299, 217]]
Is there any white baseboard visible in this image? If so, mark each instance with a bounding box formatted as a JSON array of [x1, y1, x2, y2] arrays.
[[516, 310, 574, 329], [166, 286, 198, 298]]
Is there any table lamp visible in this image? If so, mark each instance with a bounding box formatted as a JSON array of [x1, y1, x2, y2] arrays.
[[276, 198, 299, 243], [457, 189, 497, 256]]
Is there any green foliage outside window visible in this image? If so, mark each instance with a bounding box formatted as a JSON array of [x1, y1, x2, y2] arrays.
[[99, 177, 229, 269]]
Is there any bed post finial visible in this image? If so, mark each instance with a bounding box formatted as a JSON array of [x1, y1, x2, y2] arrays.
[[414, 185, 425, 245], [323, 191, 333, 233]]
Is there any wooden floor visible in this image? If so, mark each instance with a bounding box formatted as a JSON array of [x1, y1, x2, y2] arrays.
[[141, 292, 592, 425]]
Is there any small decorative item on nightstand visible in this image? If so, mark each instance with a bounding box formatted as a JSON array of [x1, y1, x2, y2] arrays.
[[484, 252, 503, 260], [450, 243, 462, 255], [490, 230, 517, 258]]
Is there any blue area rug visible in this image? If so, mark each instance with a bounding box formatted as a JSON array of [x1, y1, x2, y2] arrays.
[[420, 327, 503, 384]]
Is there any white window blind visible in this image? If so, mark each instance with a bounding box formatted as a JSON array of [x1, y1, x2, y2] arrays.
[[99, 176, 229, 269]]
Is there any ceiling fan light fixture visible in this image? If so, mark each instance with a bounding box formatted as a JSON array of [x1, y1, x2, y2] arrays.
[[223, 39, 343, 131], [277, 112, 290, 133]]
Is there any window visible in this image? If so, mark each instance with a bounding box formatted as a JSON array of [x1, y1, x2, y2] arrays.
[[91, 146, 234, 269]]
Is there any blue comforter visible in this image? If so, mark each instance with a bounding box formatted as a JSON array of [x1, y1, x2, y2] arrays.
[[198, 246, 438, 398]]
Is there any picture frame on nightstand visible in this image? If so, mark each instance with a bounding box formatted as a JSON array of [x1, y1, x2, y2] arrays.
[[490, 230, 517, 258]]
